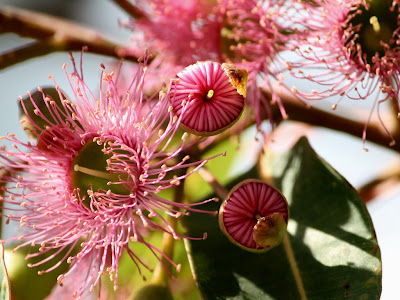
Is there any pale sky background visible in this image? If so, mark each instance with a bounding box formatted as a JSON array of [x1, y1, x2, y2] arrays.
[[0, 1, 399, 299]]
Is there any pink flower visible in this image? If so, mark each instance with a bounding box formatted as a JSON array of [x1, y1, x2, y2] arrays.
[[224, 0, 295, 123], [131, 0, 224, 66], [0, 55, 220, 298], [287, 0, 400, 146], [171, 61, 247, 136]]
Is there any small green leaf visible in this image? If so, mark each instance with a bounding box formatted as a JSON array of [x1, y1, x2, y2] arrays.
[[19, 87, 69, 137], [0, 244, 10, 300], [183, 136, 381, 300]]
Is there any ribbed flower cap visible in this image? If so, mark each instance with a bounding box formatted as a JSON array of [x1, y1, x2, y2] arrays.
[[219, 179, 289, 252], [171, 61, 247, 136]]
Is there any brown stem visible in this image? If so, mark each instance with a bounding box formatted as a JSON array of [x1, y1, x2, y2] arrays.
[[358, 162, 400, 202], [0, 42, 54, 69], [0, 5, 139, 69], [111, 0, 147, 19], [197, 167, 228, 200], [268, 87, 398, 151]]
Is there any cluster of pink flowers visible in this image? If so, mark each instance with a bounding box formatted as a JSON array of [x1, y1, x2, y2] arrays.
[[129, 0, 400, 144], [0, 55, 235, 298], [2, 0, 399, 297]]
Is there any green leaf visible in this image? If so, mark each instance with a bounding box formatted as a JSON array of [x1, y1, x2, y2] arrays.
[[183, 136, 381, 300], [19, 87, 70, 138], [0, 244, 10, 300]]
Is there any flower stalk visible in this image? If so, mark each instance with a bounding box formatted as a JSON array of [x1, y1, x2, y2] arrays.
[[151, 168, 187, 287]]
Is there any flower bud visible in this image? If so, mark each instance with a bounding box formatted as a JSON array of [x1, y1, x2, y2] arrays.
[[171, 61, 247, 136]]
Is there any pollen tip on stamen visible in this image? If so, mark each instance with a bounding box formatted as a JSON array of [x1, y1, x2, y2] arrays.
[[389, 140, 396, 147], [369, 16, 380, 32], [176, 264, 182, 272], [203, 232, 208, 240], [332, 104, 337, 110], [363, 147, 369, 152]]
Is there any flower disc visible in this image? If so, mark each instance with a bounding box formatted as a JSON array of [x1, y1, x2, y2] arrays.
[[171, 61, 247, 136], [219, 179, 289, 252]]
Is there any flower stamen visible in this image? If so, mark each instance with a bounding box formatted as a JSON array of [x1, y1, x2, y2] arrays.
[[73, 164, 113, 181]]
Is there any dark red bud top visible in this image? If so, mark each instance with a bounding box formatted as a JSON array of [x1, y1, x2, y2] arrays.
[[219, 179, 289, 252], [170, 61, 247, 136]]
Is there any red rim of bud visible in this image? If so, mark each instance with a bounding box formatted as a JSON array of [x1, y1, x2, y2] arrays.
[[170, 61, 247, 136], [219, 179, 289, 253]]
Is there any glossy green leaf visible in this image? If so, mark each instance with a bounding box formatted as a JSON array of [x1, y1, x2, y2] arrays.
[[183, 136, 381, 300], [0, 244, 10, 300]]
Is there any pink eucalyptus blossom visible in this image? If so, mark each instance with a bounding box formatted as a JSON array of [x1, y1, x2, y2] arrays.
[[129, 0, 224, 81], [0, 54, 221, 298], [287, 0, 400, 147], [223, 0, 298, 125]]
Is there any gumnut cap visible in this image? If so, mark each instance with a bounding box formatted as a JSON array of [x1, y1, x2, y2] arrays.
[[170, 61, 247, 136], [219, 179, 289, 253], [253, 213, 287, 249]]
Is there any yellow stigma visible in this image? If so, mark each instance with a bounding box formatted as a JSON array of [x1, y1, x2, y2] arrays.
[[206, 90, 214, 99], [370, 16, 380, 33]]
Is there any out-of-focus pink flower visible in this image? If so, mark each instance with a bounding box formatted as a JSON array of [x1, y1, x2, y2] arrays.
[[0, 54, 221, 298], [171, 61, 247, 136], [287, 0, 400, 147], [130, 0, 224, 79], [224, 0, 295, 124]]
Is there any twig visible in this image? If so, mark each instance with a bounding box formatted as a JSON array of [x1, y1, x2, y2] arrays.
[[0, 42, 54, 69], [267, 87, 399, 152], [358, 162, 400, 202], [151, 167, 187, 286], [111, 0, 147, 19], [0, 5, 139, 69], [197, 167, 228, 200]]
